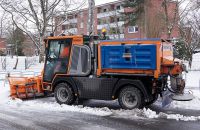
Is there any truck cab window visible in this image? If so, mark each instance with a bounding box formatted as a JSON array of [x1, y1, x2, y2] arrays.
[[44, 39, 72, 82]]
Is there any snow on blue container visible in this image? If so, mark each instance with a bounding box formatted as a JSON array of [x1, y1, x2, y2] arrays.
[[101, 44, 156, 70]]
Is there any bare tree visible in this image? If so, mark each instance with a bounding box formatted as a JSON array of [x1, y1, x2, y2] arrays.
[[87, 0, 95, 35], [51, 0, 87, 35], [193, 0, 200, 10], [0, 0, 63, 61], [0, 10, 7, 37], [161, 0, 192, 39], [146, 13, 163, 38], [176, 10, 200, 67]]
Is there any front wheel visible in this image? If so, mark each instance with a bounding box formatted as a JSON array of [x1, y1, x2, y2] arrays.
[[118, 86, 143, 109], [54, 83, 75, 105]]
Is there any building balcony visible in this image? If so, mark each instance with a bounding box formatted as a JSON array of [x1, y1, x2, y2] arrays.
[[108, 34, 124, 39], [63, 19, 78, 25], [97, 9, 124, 18], [97, 21, 124, 30], [63, 28, 78, 34]]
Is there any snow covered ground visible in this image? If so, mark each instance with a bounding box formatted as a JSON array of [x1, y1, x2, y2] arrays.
[[0, 53, 199, 122], [1, 83, 200, 122]]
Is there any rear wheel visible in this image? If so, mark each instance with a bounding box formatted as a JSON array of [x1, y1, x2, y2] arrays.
[[54, 83, 75, 105], [118, 86, 143, 109]]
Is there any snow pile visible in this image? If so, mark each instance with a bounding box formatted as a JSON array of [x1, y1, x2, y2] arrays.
[[111, 108, 200, 121], [143, 108, 159, 118], [159, 112, 200, 121], [4, 97, 112, 116], [112, 108, 159, 119]]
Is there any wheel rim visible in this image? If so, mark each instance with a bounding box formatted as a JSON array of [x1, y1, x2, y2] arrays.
[[122, 90, 138, 108], [57, 87, 69, 103]]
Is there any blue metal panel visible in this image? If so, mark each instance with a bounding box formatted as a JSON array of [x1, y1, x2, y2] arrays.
[[101, 44, 157, 70]]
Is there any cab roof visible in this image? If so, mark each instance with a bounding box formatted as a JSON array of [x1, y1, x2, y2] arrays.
[[45, 35, 84, 40], [101, 38, 161, 42]]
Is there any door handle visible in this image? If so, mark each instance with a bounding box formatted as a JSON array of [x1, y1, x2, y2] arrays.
[[122, 53, 132, 58]]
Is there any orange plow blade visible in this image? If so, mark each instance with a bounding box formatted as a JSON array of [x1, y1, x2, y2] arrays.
[[8, 76, 44, 99]]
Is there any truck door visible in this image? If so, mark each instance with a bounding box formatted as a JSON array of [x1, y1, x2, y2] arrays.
[[43, 39, 72, 82]]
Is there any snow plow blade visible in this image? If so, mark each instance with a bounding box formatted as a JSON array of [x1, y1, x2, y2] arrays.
[[171, 93, 194, 101], [169, 74, 194, 101], [8, 76, 44, 99]]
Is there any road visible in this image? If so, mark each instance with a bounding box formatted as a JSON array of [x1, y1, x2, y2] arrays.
[[0, 98, 200, 130]]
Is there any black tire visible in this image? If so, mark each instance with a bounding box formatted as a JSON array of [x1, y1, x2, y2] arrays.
[[118, 86, 143, 109], [54, 83, 75, 105]]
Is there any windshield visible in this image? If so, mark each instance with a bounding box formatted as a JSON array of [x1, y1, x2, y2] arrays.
[[43, 38, 72, 82]]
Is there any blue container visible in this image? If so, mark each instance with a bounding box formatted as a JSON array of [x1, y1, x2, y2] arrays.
[[101, 44, 157, 70]]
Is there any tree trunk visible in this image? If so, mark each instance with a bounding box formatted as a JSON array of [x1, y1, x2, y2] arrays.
[[88, 0, 95, 35], [39, 37, 45, 63], [13, 57, 18, 69]]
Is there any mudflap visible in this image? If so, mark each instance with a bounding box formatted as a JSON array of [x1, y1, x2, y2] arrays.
[[162, 90, 173, 107], [171, 93, 194, 101]]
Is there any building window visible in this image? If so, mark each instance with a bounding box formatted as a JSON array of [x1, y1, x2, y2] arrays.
[[70, 23, 77, 28], [98, 19, 101, 25], [61, 16, 66, 21], [80, 22, 83, 28], [68, 15, 73, 19], [117, 17, 120, 22], [103, 19, 107, 24], [110, 17, 115, 23], [128, 26, 139, 33], [80, 11, 83, 17], [97, 7, 101, 13], [116, 5, 121, 10], [110, 4, 115, 11], [57, 26, 61, 31], [62, 25, 66, 30], [97, 30, 101, 35], [119, 27, 124, 34]]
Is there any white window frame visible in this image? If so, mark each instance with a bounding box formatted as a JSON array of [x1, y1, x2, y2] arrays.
[[80, 22, 83, 28], [116, 5, 121, 10], [128, 26, 139, 33]]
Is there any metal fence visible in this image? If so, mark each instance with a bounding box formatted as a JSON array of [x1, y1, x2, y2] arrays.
[[0, 56, 39, 70]]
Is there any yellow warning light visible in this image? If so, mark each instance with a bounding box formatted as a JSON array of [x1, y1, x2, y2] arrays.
[[102, 28, 107, 33]]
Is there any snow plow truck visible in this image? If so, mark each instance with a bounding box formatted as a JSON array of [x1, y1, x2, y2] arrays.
[[8, 35, 192, 109]]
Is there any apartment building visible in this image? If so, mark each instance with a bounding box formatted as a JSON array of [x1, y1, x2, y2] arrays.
[[54, 0, 179, 39]]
